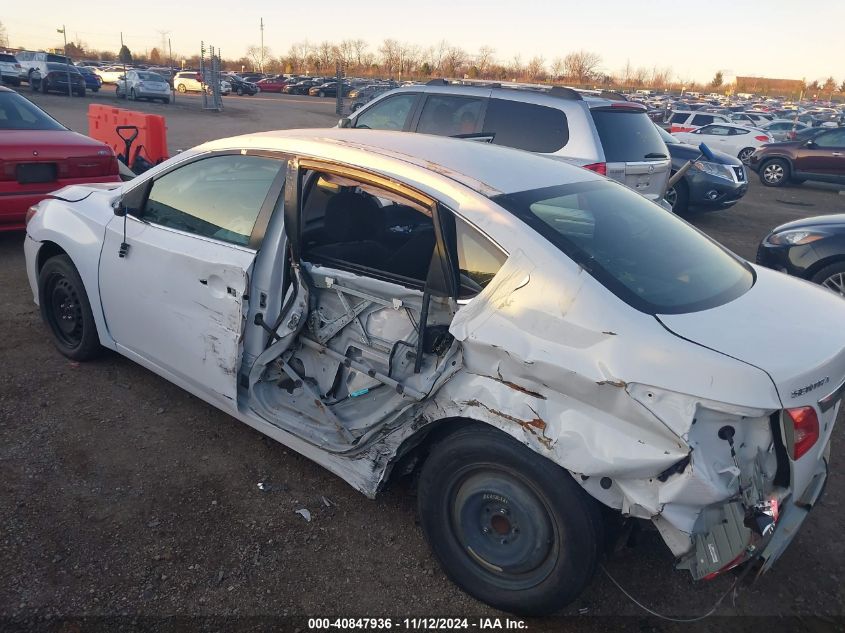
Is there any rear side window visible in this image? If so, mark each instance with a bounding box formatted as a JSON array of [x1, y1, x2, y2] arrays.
[[691, 114, 715, 126], [482, 99, 569, 153], [355, 93, 417, 131], [454, 217, 508, 298], [590, 109, 667, 162], [670, 113, 689, 123], [417, 95, 484, 136]]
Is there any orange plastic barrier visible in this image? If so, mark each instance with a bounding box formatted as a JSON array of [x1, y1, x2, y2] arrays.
[[87, 104, 169, 167]]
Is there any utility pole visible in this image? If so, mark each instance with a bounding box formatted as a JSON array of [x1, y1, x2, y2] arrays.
[[168, 37, 175, 103], [260, 18, 264, 73], [57, 25, 71, 97]]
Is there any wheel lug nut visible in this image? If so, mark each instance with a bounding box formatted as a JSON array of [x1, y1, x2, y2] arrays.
[[482, 527, 490, 534]]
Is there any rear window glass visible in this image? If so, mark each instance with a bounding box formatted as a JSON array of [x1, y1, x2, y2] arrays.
[[46, 63, 79, 72], [0, 92, 66, 131], [138, 72, 166, 82], [483, 99, 570, 153], [0, 54, 17, 62], [591, 109, 667, 162], [491, 180, 753, 314]]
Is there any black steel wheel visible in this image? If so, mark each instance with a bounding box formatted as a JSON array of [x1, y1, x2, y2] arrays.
[[418, 423, 602, 615], [38, 255, 102, 361]]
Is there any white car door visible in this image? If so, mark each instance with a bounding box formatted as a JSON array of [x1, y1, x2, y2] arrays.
[[99, 152, 286, 409]]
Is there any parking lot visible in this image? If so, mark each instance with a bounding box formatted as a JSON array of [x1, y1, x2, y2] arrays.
[[2, 88, 845, 626]]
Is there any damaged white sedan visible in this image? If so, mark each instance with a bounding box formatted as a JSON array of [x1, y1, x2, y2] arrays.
[[24, 129, 841, 615]]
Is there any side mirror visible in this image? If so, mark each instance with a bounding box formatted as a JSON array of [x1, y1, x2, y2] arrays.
[[805, 139, 817, 148], [338, 117, 352, 128], [114, 179, 152, 216]]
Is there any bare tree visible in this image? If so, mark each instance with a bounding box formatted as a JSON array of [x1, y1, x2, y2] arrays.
[[509, 54, 523, 80], [317, 41, 335, 72], [526, 55, 545, 81], [476, 46, 495, 76], [379, 38, 402, 77], [0, 21, 8, 48], [441, 45, 467, 77], [632, 66, 649, 87], [246, 44, 271, 73], [550, 57, 564, 81], [563, 50, 602, 84], [351, 39, 368, 68]]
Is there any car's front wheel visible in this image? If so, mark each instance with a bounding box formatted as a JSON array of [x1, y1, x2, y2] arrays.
[[417, 423, 602, 615], [318, 90, 325, 98], [177, 84, 186, 93], [665, 176, 689, 214], [760, 158, 789, 187], [812, 262, 845, 298], [38, 255, 102, 361]]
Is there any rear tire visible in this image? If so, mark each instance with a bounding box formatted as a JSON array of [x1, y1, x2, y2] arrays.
[[38, 255, 102, 361], [177, 83, 186, 93], [417, 423, 602, 615], [738, 147, 755, 164], [760, 158, 790, 187]]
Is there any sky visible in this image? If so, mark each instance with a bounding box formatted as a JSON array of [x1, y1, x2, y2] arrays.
[[2, 0, 843, 84]]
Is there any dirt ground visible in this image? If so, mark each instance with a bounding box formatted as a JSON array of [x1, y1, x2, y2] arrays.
[[2, 88, 845, 632]]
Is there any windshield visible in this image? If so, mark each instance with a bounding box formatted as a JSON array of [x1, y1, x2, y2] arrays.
[[491, 180, 754, 314], [138, 72, 166, 82], [0, 92, 67, 131], [591, 109, 668, 161]]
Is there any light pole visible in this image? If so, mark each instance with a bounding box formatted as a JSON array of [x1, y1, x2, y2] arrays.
[[56, 25, 71, 96]]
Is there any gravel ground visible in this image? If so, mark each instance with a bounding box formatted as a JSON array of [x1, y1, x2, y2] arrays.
[[1, 89, 845, 632]]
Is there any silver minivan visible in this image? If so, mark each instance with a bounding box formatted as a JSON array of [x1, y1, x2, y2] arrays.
[[341, 80, 672, 202]]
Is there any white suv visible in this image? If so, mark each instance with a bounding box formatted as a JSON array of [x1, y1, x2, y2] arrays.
[[15, 51, 73, 84], [0, 53, 23, 86], [343, 80, 672, 203], [173, 71, 231, 95]]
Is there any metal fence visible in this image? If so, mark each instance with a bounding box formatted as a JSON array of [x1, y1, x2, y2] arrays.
[[200, 42, 223, 112]]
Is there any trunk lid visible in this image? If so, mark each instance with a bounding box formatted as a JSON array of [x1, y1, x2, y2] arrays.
[[658, 266, 845, 410], [590, 107, 671, 202], [0, 130, 118, 185], [658, 266, 844, 496]]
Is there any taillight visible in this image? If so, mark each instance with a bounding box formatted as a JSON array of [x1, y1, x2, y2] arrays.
[[25, 205, 39, 226], [786, 406, 820, 460], [755, 135, 770, 142], [583, 162, 607, 176]]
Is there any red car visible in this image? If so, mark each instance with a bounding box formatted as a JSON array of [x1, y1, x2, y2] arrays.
[[0, 86, 120, 231], [255, 76, 287, 93]]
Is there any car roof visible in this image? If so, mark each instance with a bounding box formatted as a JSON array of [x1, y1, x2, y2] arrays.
[[198, 128, 599, 196]]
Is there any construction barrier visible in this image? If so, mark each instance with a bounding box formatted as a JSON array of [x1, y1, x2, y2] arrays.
[[87, 104, 169, 169]]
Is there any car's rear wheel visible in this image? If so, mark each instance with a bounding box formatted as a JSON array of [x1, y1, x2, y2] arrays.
[[417, 423, 602, 615], [237, 87, 243, 96], [737, 147, 755, 164], [38, 255, 102, 361], [177, 84, 186, 93], [41, 76, 49, 93], [811, 262, 845, 298], [665, 176, 689, 214], [760, 158, 789, 187]]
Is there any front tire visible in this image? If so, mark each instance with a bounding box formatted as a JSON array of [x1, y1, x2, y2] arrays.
[[811, 262, 845, 298], [760, 158, 789, 187], [318, 90, 325, 98], [665, 176, 689, 214], [38, 255, 102, 361], [177, 83, 186, 93], [417, 424, 602, 615]]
